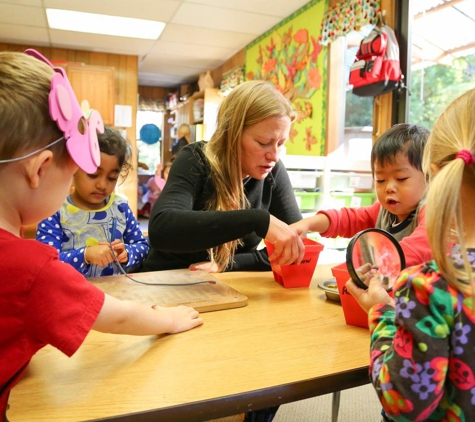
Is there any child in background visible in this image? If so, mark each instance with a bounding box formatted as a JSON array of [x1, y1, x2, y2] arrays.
[[291, 124, 431, 267], [0, 50, 202, 419], [142, 160, 172, 213], [346, 89, 475, 421], [36, 127, 150, 277], [171, 123, 190, 157]]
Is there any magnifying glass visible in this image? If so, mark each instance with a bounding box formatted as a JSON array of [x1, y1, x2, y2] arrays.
[[346, 228, 406, 291]]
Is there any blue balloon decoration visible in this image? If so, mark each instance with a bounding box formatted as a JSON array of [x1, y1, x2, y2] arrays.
[[139, 124, 161, 145]]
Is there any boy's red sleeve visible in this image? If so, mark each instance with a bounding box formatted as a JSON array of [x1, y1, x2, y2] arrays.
[[318, 201, 381, 239]]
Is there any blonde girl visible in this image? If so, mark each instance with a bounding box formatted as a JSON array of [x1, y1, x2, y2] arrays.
[[347, 88, 475, 421]]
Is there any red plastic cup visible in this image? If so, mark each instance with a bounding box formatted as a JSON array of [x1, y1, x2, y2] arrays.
[[332, 262, 395, 329], [331, 262, 369, 328], [265, 238, 324, 288]]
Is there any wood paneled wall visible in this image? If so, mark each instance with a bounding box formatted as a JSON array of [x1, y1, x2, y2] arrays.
[[138, 86, 171, 99], [0, 43, 139, 213]]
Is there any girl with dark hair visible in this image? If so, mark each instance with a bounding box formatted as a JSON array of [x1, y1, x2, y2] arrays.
[[37, 126, 149, 277]]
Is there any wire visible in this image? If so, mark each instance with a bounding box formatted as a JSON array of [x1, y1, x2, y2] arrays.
[[108, 217, 216, 286]]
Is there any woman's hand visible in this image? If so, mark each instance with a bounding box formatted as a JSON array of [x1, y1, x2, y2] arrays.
[[265, 215, 305, 266], [346, 274, 395, 313], [189, 261, 220, 273]]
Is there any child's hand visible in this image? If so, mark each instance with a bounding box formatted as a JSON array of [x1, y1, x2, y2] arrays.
[[290, 219, 310, 239], [85, 244, 116, 266], [290, 214, 330, 238], [189, 261, 220, 273], [346, 275, 395, 313], [109, 240, 128, 263], [152, 305, 203, 333]]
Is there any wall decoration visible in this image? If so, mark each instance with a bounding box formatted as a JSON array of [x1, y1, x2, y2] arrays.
[[319, 0, 380, 46], [139, 123, 161, 145], [220, 65, 245, 96], [139, 96, 166, 112], [245, 0, 327, 156]]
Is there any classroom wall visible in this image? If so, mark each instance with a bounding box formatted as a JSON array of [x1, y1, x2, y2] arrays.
[[0, 43, 139, 213], [138, 86, 171, 100], [210, 49, 246, 88]]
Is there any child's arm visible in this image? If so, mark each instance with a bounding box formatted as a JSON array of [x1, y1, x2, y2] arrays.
[[290, 214, 331, 238], [292, 203, 381, 239], [93, 294, 203, 335], [36, 213, 90, 274], [120, 205, 150, 268]]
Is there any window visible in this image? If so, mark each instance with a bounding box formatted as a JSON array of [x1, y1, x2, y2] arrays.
[[409, 1, 475, 129], [136, 110, 164, 173], [327, 26, 374, 160]]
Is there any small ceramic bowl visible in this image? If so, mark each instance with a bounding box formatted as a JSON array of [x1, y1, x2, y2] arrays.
[[318, 278, 340, 302]]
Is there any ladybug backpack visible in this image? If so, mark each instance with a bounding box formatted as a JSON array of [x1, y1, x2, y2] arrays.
[[349, 24, 402, 97]]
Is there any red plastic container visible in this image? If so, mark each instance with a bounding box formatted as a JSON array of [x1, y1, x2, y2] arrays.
[[265, 238, 324, 288], [331, 262, 369, 328]]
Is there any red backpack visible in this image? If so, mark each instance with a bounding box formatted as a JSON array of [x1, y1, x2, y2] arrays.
[[349, 24, 402, 97]]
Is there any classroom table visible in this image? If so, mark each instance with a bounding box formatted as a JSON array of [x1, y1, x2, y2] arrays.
[[8, 264, 371, 422]]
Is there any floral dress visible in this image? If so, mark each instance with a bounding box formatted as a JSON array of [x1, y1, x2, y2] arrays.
[[368, 249, 475, 422]]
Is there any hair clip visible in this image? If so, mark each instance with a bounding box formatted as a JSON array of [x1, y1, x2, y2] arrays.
[[24, 49, 104, 173]]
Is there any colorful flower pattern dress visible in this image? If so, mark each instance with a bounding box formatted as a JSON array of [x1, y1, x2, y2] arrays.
[[369, 250, 475, 421]]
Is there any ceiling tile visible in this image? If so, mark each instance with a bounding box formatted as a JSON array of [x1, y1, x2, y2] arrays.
[[171, 3, 281, 35], [49, 29, 156, 56], [0, 3, 46, 26], [43, 0, 181, 22], [159, 24, 255, 49], [139, 72, 191, 87], [146, 39, 235, 61], [188, 0, 311, 18], [0, 23, 49, 44], [1, 0, 42, 6], [139, 54, 222, 73]]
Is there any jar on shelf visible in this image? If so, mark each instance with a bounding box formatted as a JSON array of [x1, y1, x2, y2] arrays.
[[193, 99, 204, 121]]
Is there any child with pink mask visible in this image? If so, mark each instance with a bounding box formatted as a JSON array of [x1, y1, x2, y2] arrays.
[[0, 50, 202, 420]]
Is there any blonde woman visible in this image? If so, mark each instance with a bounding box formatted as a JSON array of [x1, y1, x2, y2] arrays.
[[143, 80, 304, 273], [171, 123, 191, 157], [347, 88, 475, 421]]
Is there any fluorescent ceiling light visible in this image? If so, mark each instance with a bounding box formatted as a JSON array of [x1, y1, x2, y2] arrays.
[[46, 9, 165, 40]]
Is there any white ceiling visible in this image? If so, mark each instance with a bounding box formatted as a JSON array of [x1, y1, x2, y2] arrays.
[[0, 0, 311, 87]]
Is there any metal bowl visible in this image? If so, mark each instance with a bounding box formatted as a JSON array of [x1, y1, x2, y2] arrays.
[[317, 278, 340, 302]]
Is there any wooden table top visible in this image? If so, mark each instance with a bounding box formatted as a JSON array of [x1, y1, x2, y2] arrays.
[[8, 264, 370, 422]]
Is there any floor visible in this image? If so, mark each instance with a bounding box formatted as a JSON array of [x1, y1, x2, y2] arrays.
[[207, 384, 383, 422]]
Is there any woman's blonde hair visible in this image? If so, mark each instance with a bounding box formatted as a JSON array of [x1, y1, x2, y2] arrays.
[[0, 52, 67, 170], [423, 88, 475, 293], [203, 80, 296, 270]]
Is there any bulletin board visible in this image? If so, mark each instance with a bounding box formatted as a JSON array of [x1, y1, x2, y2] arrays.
[[245, 0, 328, 156]]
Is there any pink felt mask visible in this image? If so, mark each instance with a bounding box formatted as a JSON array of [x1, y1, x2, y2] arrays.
[[25, 49, 104, 173]]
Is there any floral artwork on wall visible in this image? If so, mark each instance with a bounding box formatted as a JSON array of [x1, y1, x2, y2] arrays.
[[245, 0, 327, 156]]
